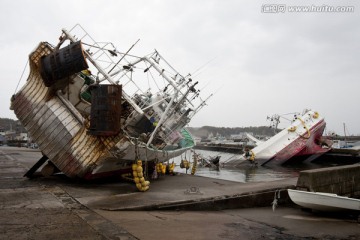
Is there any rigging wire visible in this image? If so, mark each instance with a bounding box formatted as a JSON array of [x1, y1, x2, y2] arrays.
[[144, 62, 152, 91], [14, 59, 29, 94], [191, 57, 217, 78], [147, 68, 162, 92], [223, 151, 243, 163], [199, 80, 211, 91], [81, 42, 141, 59], [153, 50, 179, 75], [108, 39, 140, 74]]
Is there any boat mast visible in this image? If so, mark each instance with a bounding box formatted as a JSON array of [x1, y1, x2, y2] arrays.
[[343, 122, 347, 148], [189, 94, 213, 118], [144, 57, 194, 107], [146, 92, 178, 146]]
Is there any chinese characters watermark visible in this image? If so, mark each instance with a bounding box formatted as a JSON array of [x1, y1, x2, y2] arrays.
[[261, 4, 355, 13]]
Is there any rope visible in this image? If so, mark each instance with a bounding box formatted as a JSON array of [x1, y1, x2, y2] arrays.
[[144, 146, 148, 179], [222, 149, 243, 163], [14, 59, 29, 94], [134, 138, 139, 160], [271, 189, 282, 211], [191, 153, 197, 175], [297, 117, 311, 139], [147, 68, 162, 92]]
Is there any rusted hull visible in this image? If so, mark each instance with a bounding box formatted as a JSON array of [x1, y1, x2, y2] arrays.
[[11, 44, 118, 178]]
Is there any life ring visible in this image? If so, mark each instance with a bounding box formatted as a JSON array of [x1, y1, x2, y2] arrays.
[[312, 112, 319, 119]]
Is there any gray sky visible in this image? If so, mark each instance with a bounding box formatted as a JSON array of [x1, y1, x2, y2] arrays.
[[1, 0, 359, 135]]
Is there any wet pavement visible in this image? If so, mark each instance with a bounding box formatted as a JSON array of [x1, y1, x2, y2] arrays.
[[0, 146, 359, 239]]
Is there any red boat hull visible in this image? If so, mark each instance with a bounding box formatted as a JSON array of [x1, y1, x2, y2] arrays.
[[263, 119, 330, 165]]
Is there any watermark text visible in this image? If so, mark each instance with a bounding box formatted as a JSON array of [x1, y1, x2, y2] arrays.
[[261, 4, 355, 13]]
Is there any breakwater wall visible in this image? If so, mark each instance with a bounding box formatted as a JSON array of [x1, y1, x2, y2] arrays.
[[296, 164, 360, 197]]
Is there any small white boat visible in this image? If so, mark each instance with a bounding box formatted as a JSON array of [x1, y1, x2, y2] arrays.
[[288, 189, 360, 212]]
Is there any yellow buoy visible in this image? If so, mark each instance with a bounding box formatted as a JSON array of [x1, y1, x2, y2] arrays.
[[137, 166, 143, 173], [168, 163, 175, 175], [132, 160, 150, 192], [156, 163, 162, 173], [161, 164, 166, 174], [132, 164, 138, 171]]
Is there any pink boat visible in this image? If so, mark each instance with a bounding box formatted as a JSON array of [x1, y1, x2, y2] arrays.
[[225, 110, 333, 166]]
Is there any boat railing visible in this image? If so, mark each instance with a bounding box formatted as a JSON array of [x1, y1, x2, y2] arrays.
[[65, 25, 199, 115], [66, 25, 146, 97], [66, 25, 186, 99], [62, 24, 212, 141]]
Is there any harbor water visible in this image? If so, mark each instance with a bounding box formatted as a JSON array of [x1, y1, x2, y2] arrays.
[[171, 149, 346, 183]]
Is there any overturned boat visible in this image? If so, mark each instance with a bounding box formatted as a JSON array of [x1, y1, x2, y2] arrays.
[[11, 24, 211, 179], [191, 150, 220, 168], [224, 109, 332, 166]]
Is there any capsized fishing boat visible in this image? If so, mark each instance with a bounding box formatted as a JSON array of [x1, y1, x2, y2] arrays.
[[224, 109, 333, 166], [191, 150, 220, 168], [10, 24, 212, 180], [288, 189, 360, 212]]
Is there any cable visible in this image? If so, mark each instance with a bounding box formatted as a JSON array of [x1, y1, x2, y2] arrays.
[[14, 59, 29, 94]]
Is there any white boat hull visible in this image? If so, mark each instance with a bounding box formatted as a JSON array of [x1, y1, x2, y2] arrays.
[[225, 110, 332, 166], [288, 189, 360, 212]]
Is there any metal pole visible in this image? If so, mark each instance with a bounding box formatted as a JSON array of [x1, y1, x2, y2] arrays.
[[144, 57, 194, 107], [108, 39, 140, 74], [146, 92, 178, 146], [61, 28, 143, 114]]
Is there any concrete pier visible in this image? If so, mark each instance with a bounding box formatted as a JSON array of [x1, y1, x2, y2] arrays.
[[1, 146, 359, 240], [296, 164, 360, 197]]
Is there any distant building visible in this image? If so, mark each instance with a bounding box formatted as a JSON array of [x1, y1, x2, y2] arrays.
[[230, 132, 254, 140], [4, 130, 16, 140], [0, 135, 5, 145], [17, 133, 29, 141]]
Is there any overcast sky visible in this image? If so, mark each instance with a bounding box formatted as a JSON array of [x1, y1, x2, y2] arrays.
[[1, 0, 359, 135]]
